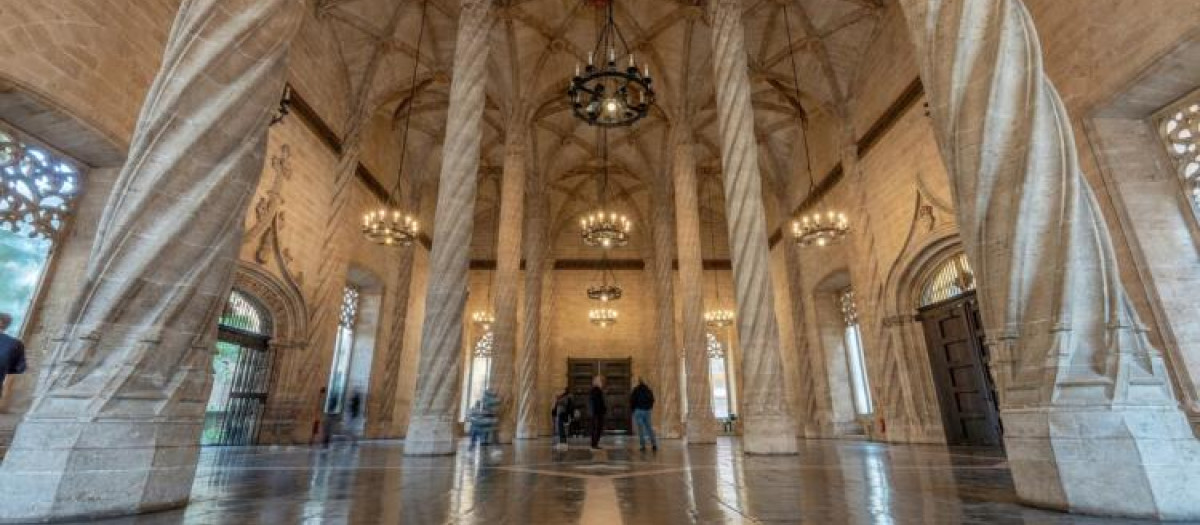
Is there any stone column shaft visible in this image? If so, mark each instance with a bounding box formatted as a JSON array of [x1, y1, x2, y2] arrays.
[[488, 131, 526, 443], [652, 140, 682, 439], [0, 0, 305, 520], [708, 0, 797, 454], [406, 0, 494, 456], [672, 132, 718, 444], [900, 0, 1200, 518], [516, 149, 547, 439]]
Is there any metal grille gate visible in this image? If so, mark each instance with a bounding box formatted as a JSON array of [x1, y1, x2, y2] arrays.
[[202, 290, 274, 446]]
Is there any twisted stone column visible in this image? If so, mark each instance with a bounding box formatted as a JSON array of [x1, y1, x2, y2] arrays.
[[651, 140, 682, 439], [516, 149, 547, 439], [406, 0, 494, 456], [488, 130, 526, 443], [0, 0, 305, 520], [708, 0, 797, 454], [900, 0, 1200, 518], [672, 128, 718, 444]]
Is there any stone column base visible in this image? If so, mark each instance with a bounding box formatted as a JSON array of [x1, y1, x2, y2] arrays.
[[1004, 406, 1200, 520], [0, 419, 200, 523], [685, 414, 718, 445], [743, 414, 798, 454], [403, 415, 458, 456]]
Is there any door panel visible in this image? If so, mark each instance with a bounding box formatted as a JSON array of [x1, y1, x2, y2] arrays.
[[919, 293, 1002, 446], [567, 358, 632, 434]]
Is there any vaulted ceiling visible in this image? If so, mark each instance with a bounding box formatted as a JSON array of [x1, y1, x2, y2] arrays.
[[309, 0, 886, 260]]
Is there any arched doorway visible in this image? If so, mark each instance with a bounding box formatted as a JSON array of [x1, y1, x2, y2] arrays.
[[202, 290, 275, 446], [916, 253, 1002, 446]]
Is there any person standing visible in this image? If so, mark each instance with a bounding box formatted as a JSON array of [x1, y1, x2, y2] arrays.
[[588, 376, 607, 450], [0, 313, 27, 400], [469, 388, 499, 450], [551, 388, 575, 450], [630, 377, 657, 451]]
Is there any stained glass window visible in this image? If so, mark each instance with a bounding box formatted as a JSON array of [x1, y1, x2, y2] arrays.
[[0, 123, 83, 333], [707, 332, 733, 419]]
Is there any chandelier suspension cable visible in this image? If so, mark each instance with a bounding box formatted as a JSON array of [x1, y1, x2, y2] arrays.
[[784, 2, 849, 248], [389, 0, 428, 209]]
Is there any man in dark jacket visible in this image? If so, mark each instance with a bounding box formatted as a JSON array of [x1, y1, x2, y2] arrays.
[[0, 313, 27, 399], [588, 375, 606, 449], [630, 377, 657, 451]]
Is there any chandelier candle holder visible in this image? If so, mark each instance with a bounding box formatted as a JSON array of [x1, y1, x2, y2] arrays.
[[362, 209, 419, 246], [472, 311, 495, 330], [588, 308, 618, 327], [704, 308, 735, 329], [581, 211, 631, 248], [792, 211, 850, 248], [567, 0, 654, 127], [587, 283, 623, 302]]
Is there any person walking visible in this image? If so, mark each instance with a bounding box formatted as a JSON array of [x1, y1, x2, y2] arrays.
[[469, 388, 500, 450], [0, 313, 27, 400], [630, 377, 657, 451], [551, 388, 575, 450], [588, 376, 607, 450]]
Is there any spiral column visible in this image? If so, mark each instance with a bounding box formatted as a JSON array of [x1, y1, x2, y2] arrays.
[[900, 0, 1200, 518], [651, 130, 682, 439], [0, 0, 305, 519], [516, 148, 547, 439], [488, 130, 527, 443], [707, 0, 797, 454], [405, 0, 495, 456]]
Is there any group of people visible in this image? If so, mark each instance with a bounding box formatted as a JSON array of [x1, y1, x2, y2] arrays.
[[0, 313, 27, 400], [550, 375, 658, 452]]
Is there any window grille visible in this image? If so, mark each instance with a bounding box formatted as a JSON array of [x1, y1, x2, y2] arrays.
[[919, 252, 975, 307], [1160, 96, 1200, 209]]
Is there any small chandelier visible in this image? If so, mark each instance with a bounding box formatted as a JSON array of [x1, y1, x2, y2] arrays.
[[362, 209, 418, 246], [360, 0, 428, 247], [589, 308, 618, 327], [704, 308, 735, 329], [568, 0, 654, 127], [587, 254, 623, 301], [792, 211, 849, 248], [581, 211, 630, 248], [471, 310, 495, 330]]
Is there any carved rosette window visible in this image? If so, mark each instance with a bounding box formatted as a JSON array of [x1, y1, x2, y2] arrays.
[[0, 124, 82, 240], [338, 286, 360, 328], [1160, 97, 1200, 209], [473, 331, 494, 358], [839, 288, 859, 327]]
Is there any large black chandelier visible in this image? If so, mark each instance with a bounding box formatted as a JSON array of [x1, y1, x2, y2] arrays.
[[362, 0, 427, 247], [568, 0, 654, 128]]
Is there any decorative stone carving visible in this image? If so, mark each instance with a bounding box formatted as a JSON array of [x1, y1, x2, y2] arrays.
[[0, 0, 305, 520], [707, 0, 797, 454], [899, 0, 1200, 518]]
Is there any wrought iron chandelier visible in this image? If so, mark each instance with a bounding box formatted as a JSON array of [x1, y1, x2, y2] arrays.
[[588, 308, 618, 327], [587, 253, 623, 301], [567, 0, 654, 127], [361, 0, 428, 247], [781, 2, 849, 249], [580, 127, 632, 248]]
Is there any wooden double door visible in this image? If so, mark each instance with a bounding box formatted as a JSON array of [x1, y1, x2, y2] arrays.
[[918, 292, 1003, 446], [567, 358, 632, 434]]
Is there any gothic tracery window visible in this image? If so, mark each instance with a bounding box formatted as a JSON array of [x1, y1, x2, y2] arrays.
[[324, 285, 361, 414], [1160, 96, 1200, 209], [919, 252, 975, 307], [707, 332, 734, 419], [461, 331, 494, 421], [840, 288, 873, 416], [0, 122, 84, 333]]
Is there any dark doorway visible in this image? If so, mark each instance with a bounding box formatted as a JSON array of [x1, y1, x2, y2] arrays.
[[918, 292, 1002, 446], [567, 358, 632, 435], [202, 291, 275, 446]]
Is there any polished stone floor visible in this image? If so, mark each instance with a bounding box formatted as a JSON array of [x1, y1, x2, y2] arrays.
[[73, 437, 1185, 524]]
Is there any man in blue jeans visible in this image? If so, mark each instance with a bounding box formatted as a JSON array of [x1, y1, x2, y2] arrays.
[[629, 378, 657, 452]]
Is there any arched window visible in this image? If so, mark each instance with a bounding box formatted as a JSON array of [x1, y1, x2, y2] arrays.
[[203, 289, 274, 445], [840, 288, 873, 416], [461, 331, 493, 421], [0, 123, 83, 334], [707, 332, 734, 419], [919, 252, 975, 307], [324, 285, 360, 414], [1161, 96, 1200, 211]]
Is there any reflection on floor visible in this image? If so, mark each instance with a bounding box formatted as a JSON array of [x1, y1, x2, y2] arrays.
[[76, 437, 1165, 524]]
